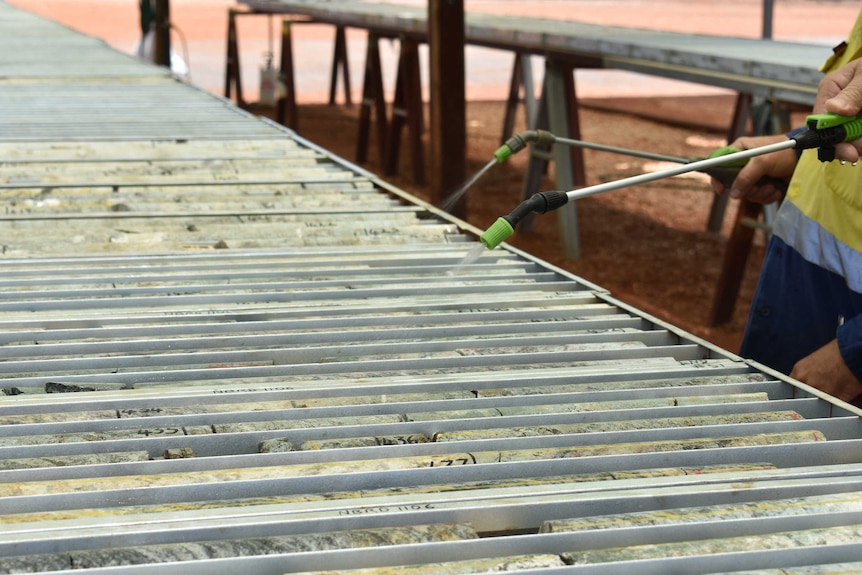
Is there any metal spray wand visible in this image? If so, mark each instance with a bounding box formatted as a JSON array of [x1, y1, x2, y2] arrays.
[[480, 113, 862, 250]]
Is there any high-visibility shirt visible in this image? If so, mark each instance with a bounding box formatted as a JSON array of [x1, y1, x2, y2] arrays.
[[740, 11, 862, 381]]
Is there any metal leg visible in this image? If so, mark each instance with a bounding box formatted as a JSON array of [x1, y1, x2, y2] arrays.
[[276, 20, 298, 130], [384, 37, 425, 186], [224, 8, 245, 107], [383, 40, 408, 177], [153, 0, 171, 68], [501, 52, 537, 144], [708, 96, 793, 326], [356, 32, 388, 165], [501, 52, 523, 144], [405, 39, 425, 187], [329, 26, 352, 106], [709, 198, 761, 327], [519, 59, 584, 257], [545, 59, 585, 259], [522, 55, 537, 130], [519, 86, 551, 234], [706, 93, 752, 233]]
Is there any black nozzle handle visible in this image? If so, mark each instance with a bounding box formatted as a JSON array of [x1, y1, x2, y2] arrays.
[[504, 191, 569, 227], [501, 130, 557, 155]]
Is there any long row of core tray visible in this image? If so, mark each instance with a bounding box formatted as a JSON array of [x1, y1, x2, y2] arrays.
[[2, 2, 862, 574]]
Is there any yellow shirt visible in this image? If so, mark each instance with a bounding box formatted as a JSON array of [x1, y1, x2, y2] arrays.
[[782, 9, 862, 265], [820, 8, 862, 72]]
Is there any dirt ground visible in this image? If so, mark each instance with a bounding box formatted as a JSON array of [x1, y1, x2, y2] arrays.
[[270, 95, 773, 354]]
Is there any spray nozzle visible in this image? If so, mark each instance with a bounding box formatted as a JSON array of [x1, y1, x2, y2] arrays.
[[493, 130, 557, 163], [480, 190, 569, 249], [480, 217, 515, 250], [792, 113, 862, 162]]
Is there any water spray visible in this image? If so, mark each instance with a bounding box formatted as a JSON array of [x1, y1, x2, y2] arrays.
[[480, 113, 862, 250]]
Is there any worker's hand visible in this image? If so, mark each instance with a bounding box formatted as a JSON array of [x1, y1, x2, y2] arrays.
[[816, 57, 862, 163], [709, 134, 796, 205], [790, 339, 862, 404]]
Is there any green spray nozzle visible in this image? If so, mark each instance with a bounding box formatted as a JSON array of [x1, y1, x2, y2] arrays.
[[805, 112, 862, 132], [795, 112, 862, 162], [479, 190, 570, 249], [480, 217, 515, 249], [493, 130, 557, 163]]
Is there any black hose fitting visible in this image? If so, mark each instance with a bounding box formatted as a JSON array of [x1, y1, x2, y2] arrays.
[[480, 191, 570, 250], [494, 130, 557, 162], [504, 190, 569, 227]]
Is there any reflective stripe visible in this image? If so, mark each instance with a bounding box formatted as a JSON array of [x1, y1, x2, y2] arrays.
[[786, 150, 862, 248], [773, 198, 862, 293]]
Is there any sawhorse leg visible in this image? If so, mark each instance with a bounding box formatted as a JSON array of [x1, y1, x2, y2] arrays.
[[520, 58, 585, 258], [329, 26, 352, 107], [709, 198, 761, 327], [224, 8, 245, 107], [356, 31, 389, 166], [501, 51, 537, 142], [276, 20, 299, 130], [706, 92, 753, 233], [708, 97, 792, 326], [383, 36, 425, 186]]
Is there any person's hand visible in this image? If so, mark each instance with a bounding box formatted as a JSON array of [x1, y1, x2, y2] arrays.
[[709, 134, 796, 205], [816, 58, 862, 162], [790, 339, 862, 404]]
